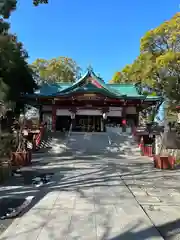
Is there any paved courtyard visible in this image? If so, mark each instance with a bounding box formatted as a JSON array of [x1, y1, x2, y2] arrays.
[[1, 132, 180, 239]]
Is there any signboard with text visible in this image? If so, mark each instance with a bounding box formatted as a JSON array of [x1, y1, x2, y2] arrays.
[[75, 93, 105, 101]]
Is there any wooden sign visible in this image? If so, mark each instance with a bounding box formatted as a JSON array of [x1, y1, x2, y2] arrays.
[[75, 94, 104, 101], [83, 94, 96, 97]]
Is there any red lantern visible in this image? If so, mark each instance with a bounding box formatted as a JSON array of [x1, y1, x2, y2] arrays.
[[122, 119, 126, 125]]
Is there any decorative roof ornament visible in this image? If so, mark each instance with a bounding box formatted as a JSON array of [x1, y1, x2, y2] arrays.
[[87, 65, 93, 73]]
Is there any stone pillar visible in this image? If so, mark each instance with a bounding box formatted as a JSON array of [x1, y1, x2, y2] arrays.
[[52, 105, 56, 132], [155, 135, 162, 155]]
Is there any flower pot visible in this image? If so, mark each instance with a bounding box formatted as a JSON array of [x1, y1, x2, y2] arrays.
[[153, 155, 162, 169], [153, 155, 175, 169], [162, 155, 175, 170], [11, 152, 27, 167]]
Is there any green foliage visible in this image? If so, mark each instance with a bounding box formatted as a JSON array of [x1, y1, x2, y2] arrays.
[[0, 29, 37, 112], [0, 12, 37, 114], [33, 0, 48, 6], [0, 0, 17, 18], [139, 13, 180, 101], [121, 64, 135, 82], [110, 65, 136, 83], [110, 72, 122, 83], [140, 13, 180, 54], [31, 57, 81, 84], [149, 92, 157, 96], [112, 12, 180, 106], [0, 133, 14, 158], [0, 0, 48, 19], [142, 91, 149, 96]]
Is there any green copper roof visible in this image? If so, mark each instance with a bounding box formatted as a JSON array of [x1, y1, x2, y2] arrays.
[[107, 84, 141, 97], [61, 82, 126, 98], [34, 83, 61, 95], [28, 67, 161, 101], [58, 67, 123, 98]]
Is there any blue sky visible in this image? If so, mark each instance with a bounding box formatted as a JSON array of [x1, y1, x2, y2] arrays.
[[9, 0, 180, 82]]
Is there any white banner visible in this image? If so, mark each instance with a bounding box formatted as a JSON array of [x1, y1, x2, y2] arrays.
[[56, 109, 71, 116], [107, 107, 122, 117], [76, 109, 101, 116]]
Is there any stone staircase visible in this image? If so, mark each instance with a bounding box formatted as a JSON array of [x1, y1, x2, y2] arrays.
[[107, 132, 141, 156], [66, 132, 110, 154], [36, 130, 142, 157], [64, 131, 141, 156]]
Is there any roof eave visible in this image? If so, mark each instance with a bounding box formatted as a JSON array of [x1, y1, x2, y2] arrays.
[[145, 97, 162, 101]]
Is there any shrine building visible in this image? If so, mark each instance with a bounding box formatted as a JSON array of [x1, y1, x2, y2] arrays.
[[24, 67, 161, 132]]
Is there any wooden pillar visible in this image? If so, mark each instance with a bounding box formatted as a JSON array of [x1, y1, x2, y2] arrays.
[[52, 105, 56, 132], [134, 106, 139, 127], [122, 107, 127, 132], [39, 105, 43, 124]]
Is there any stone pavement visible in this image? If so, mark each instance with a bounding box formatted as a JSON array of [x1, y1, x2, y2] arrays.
[[0, 132, 180, 239]]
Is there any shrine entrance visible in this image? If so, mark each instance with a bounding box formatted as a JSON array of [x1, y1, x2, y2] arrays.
[[74, 115, 102, 132], [56, 116, 71, 131]]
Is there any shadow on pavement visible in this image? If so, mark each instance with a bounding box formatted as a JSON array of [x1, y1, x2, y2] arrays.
[[1, 132, 180, 239]]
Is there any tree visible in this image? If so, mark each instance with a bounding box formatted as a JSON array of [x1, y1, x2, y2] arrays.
[[121, 65, 134, 82], [113, 13, 180, 99], [140, 13, 180, 55], [0, 0, 48, 19], [110, 13, 180, 122], [31, 57, 81, 84], [0, 0, 17, 19], [110, 72, 122, 83], [139, 13, 180, 98], [130, 53, 159, 88], [156, 51, 180, 101], [0, 20, 37, 114], [110, 65, 135, 83], [33, 0, 48, 6]]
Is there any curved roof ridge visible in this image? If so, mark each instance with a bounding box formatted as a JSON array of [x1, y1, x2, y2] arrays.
[[59, 70, 90, 93]]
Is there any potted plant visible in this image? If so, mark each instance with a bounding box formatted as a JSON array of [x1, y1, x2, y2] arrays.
[[11, 123, 29, 167]]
